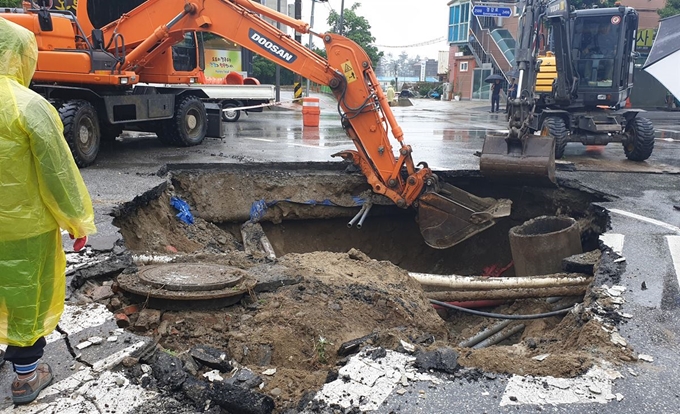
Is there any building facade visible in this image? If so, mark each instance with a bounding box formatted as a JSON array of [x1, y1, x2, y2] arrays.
[[445, 0, 668, 105]]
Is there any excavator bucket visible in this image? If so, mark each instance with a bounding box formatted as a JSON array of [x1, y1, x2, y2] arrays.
[[417, 182, 512, 249], [479, 134, 556, 185]]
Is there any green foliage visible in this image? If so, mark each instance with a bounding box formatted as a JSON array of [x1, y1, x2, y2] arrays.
[[569, 0, 617, 10], [314, 336, 332, 364], [415, 81, 442, 98], [251, 54, 295, 84], [326, 3, 383, 67], [0, 0, 21, 7], [658, 0, 680, 18]]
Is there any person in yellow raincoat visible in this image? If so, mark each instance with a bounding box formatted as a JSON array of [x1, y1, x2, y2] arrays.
[[386, 85, 396, 106], [0, 17, 96, 404]]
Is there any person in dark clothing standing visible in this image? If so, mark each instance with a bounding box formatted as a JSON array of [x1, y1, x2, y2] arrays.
[[490, 79, 501, 113]]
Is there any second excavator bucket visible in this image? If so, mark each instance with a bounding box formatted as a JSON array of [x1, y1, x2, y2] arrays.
[[479, 135, 556, 185], [417, 182, 512, 249]]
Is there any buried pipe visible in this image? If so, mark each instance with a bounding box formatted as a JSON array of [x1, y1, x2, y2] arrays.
[[458, 319, 513, 348], [356, 203, 372, 229], [457, 301, 578, 348], [410, 272, 591, 291], [426, 285, 588, 302], [347, 203, 369, 228], [429, 300, 575, 320], [472, 324, 526, 349], [432, 299, 507, 310]]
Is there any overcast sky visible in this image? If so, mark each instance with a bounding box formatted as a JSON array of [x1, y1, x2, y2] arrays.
[[303, 0, 450, 60]]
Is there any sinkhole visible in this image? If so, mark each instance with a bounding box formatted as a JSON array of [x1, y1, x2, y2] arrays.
[[114, 162, 610, 277], [110, 162, 632, 384]]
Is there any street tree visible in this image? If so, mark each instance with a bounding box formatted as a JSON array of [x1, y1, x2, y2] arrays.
[[569, 0, 616, 9], [0, 0, 21, 6], [252, 54, 294, 84], [658, 0, 680, 18], [326, 3, 383, 67]]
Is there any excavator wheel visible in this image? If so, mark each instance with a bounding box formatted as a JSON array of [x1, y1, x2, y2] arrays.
[[540, 116, 569, 159], [221, 102, 241, 122], [157, 95, 207, 147], [59, 100, 101, 168], [623, 117, 654, 161]]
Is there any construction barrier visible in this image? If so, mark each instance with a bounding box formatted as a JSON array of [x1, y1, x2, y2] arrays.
[[294, 82, 302, 100], [302, 97, 320, 127]]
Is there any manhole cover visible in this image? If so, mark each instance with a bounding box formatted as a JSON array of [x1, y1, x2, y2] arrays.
[[117, 263, 250, 304], [137, 263, 243, 292]]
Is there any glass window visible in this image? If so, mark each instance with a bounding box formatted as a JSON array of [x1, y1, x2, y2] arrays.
[[448, 2, 471, 44], [172, 32, 198, 72], [472, 68, 492, 99], [572, 15, 621, 88], [460, 62, 468, 72]]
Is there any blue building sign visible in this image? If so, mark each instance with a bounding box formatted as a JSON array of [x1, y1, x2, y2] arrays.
[[472, 6, 512, 17]]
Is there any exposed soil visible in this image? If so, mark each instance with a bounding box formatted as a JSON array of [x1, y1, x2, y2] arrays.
[[109, 165, 632, 412]]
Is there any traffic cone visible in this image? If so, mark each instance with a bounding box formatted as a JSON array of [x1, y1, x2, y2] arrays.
[[625, 98, 632, 108]]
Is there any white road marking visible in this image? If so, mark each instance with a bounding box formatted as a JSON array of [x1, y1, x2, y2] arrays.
[[46, 303, 111, 344], [608, 209, 680, 234], [314, 349, 439, 411], [667, 235, 680, 288], [244, 137, 275, 142], [1, 342, 154, 414], [600, 233, 625, 255], [500, 365, 623, 406]]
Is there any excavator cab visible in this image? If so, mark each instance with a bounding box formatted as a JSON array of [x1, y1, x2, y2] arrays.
[[570, 8, 638, 108]]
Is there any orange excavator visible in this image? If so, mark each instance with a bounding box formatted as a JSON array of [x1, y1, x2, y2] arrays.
[[2, 0, 511, 249]]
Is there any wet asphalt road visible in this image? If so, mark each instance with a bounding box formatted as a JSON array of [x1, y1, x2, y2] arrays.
[[81, 93, 680, 413]]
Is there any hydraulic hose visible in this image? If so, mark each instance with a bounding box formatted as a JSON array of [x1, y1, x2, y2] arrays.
[[429, 299, 574, 320]]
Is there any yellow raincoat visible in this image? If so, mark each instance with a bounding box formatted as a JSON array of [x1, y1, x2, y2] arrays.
[[0, 17, 96, 347]]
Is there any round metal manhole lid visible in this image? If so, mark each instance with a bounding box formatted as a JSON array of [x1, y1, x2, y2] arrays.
[[137, 263, 244, 292], [117, 263, 251, 303]]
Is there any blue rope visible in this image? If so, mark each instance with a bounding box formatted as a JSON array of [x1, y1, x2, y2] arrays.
[[248, 197, 365, 223]]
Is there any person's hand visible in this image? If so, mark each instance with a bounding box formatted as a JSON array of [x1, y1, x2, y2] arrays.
[[69, 234, 88, 252]]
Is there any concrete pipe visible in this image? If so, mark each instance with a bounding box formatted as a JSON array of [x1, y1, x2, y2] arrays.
[[509, 216, 582, 277]]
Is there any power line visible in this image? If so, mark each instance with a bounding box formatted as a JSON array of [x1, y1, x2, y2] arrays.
[[374, 36, 447, 49]]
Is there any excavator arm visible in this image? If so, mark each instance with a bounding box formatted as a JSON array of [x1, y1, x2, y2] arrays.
[[82, 0, 511, 248], [479, 0, 573, 184]]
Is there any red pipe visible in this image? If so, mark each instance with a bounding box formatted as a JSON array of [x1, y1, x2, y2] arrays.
[[432, 299, 507, 310]]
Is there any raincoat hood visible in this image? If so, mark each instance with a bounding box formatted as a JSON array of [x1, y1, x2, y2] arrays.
[[0, 17, 38, 87]]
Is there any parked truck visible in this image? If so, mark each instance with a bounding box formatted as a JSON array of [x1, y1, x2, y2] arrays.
[[157, 31, 277, 122]]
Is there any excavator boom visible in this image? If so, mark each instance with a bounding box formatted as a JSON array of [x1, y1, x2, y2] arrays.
[[12, 0, 512, 248]]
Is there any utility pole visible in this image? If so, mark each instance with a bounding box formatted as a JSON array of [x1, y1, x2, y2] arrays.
[[275, 0, 281, 102], [305, 0, 327, 96], [293, 0, 303, 101], [338, 0, 344, 35]]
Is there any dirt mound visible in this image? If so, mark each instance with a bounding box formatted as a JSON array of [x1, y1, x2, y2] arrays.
[[152, 251, 449, 406]]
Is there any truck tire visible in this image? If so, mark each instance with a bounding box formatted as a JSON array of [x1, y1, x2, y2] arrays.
[[59, 100, 101, 167], [540, 116, 568, 159], [221, 102, 241, 122], [624, 117, 654, 161], [157, 95, 207, 146]]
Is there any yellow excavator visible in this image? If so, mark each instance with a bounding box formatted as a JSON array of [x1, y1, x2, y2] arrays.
[[481, 0, 652, 181]]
